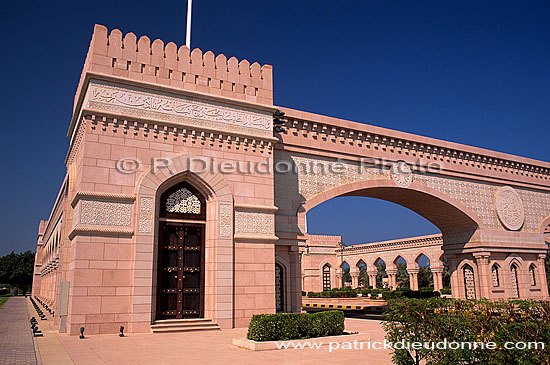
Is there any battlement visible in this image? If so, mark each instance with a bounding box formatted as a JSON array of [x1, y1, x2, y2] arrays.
[[74, 24, 273, 110]]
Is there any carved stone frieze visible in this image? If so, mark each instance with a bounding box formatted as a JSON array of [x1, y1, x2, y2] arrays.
[[85, 81, 273, 138]]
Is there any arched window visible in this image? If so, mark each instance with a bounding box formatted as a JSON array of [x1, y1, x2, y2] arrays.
[[491, 264, 500, 288], [322, 264, 331, 291], [160, 183, 206, 220], [463, 264, 476, 299], [510, 263, 520, 299], [529, 264, 537, 286]]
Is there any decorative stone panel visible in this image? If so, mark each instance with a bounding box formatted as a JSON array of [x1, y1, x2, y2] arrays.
[[219, 203, 232, 238], [389, 161, 412, 188], [234, 211, 274, 235], [495, 186, 525, 231], [139, 197, 154, 233], [79, 200, 132, 226]]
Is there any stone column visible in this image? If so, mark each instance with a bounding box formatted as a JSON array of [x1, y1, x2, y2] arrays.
[[432, 267, 444, 292], [538, 254, 550, 299], [408, 268, 419, 290], [447, 256, 460, 298], [336, 272, 343, 289], [386, 269, 397, 290], [367, 270, 378, 288], [474, 253, 490, 299], [350, 268, 360, 289]]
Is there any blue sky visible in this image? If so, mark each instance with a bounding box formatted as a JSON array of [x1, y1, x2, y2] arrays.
[[0, 1, 548, 255]]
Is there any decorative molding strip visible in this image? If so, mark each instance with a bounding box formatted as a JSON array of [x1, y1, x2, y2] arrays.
[[71, 190, 136, 207], [234, 234, 279, 242], [69, 225, 134, 239], [81, 112, 275, 154], [219, 203, 232, 238], [234, 204, 278, 213], [139, 197, 154, 233]]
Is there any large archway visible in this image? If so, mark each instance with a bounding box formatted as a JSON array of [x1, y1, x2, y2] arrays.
[[299, 178, 481, 297]]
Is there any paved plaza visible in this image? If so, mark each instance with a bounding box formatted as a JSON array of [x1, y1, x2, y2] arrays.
[[0, 297, 38, 365], [1, 296, 392, 364]]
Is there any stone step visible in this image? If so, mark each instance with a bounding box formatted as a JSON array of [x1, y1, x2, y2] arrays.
[[151, 319, 220, 333], [153, 318, 214, 325]]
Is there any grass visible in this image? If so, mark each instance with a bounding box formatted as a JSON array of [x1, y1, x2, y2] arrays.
[[0, 294, 13, 308]]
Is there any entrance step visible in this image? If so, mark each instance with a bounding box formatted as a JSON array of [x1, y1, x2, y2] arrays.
[[151, 318, 220, 333]]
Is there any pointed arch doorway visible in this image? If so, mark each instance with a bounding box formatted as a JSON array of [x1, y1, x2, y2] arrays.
[[156, 182, 206, 320]]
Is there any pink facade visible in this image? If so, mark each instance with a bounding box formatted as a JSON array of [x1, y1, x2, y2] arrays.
[[33, 25, 550, 335]]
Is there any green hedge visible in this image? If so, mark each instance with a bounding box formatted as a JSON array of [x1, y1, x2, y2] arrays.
[[307, 289, 357, 298], [247, 311, 345, 341], [383, 298, 550, 364], [0, 288, 9, 296], [440, 288, 451, 295]]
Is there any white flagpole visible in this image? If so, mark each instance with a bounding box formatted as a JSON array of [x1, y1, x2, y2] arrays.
[[186, 0, 192, 49]]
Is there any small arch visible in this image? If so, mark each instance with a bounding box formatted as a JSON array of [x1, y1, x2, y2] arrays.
[[528, 264, 537, 286], [356, 259, 368, 287], [373, 258, 388, 288], [340, 261, 351, 287], [322, 263, 332, 291], [510, 262, 521, 299], [414, 253, 432, 268], [462, 263, 477, 299], [491, 263, 501, 288]]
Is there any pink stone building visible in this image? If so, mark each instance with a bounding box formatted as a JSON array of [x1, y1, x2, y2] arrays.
[[33, 25, 550, 335]]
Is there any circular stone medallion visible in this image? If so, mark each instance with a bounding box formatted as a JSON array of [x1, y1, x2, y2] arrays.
[[495, 186, 525, 231], [389, 161, 413, 188]]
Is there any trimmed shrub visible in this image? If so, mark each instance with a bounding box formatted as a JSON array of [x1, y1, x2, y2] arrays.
[[247, 311, 345, 341], [0, 288, 9, 295], [440, 288, 452, 295], [383, 298, 550, 364]]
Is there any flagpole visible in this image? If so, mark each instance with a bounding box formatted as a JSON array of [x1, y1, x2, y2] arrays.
[[186, 0, 192, 49]]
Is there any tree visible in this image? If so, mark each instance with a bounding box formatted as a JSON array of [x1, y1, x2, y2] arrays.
[[358, 265, 368, 287], [418, 266, 434, 289], [0, 251, 35, 293], [376, 261, 387, 288], [442, 257, 451, 288], [342, 267, 351, 286], [396, 262, 410, 288]]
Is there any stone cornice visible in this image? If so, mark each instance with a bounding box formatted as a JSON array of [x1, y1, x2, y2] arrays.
[[71, 191, 136, 208], [68, 225, 134, 240], [279, 107, 550, 188], [233, 204, 278, 213], [234, 234, 279, 242], [338, 234, 443, 255]]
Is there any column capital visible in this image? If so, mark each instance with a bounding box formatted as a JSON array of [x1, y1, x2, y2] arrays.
[[473, 252, 491, 264], [386, 269, 398, 275]]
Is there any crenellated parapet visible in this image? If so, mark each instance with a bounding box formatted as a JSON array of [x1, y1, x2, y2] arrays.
[[74, 24, 273, 111]]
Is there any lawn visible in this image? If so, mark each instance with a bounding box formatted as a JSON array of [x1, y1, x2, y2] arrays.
[[0, 294, 12, 308]]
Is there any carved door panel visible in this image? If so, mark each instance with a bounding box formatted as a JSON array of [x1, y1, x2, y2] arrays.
[[157, 224, 204, 319]]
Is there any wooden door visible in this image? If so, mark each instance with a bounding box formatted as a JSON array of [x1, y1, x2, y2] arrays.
[[157, 223, 204, 319]]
